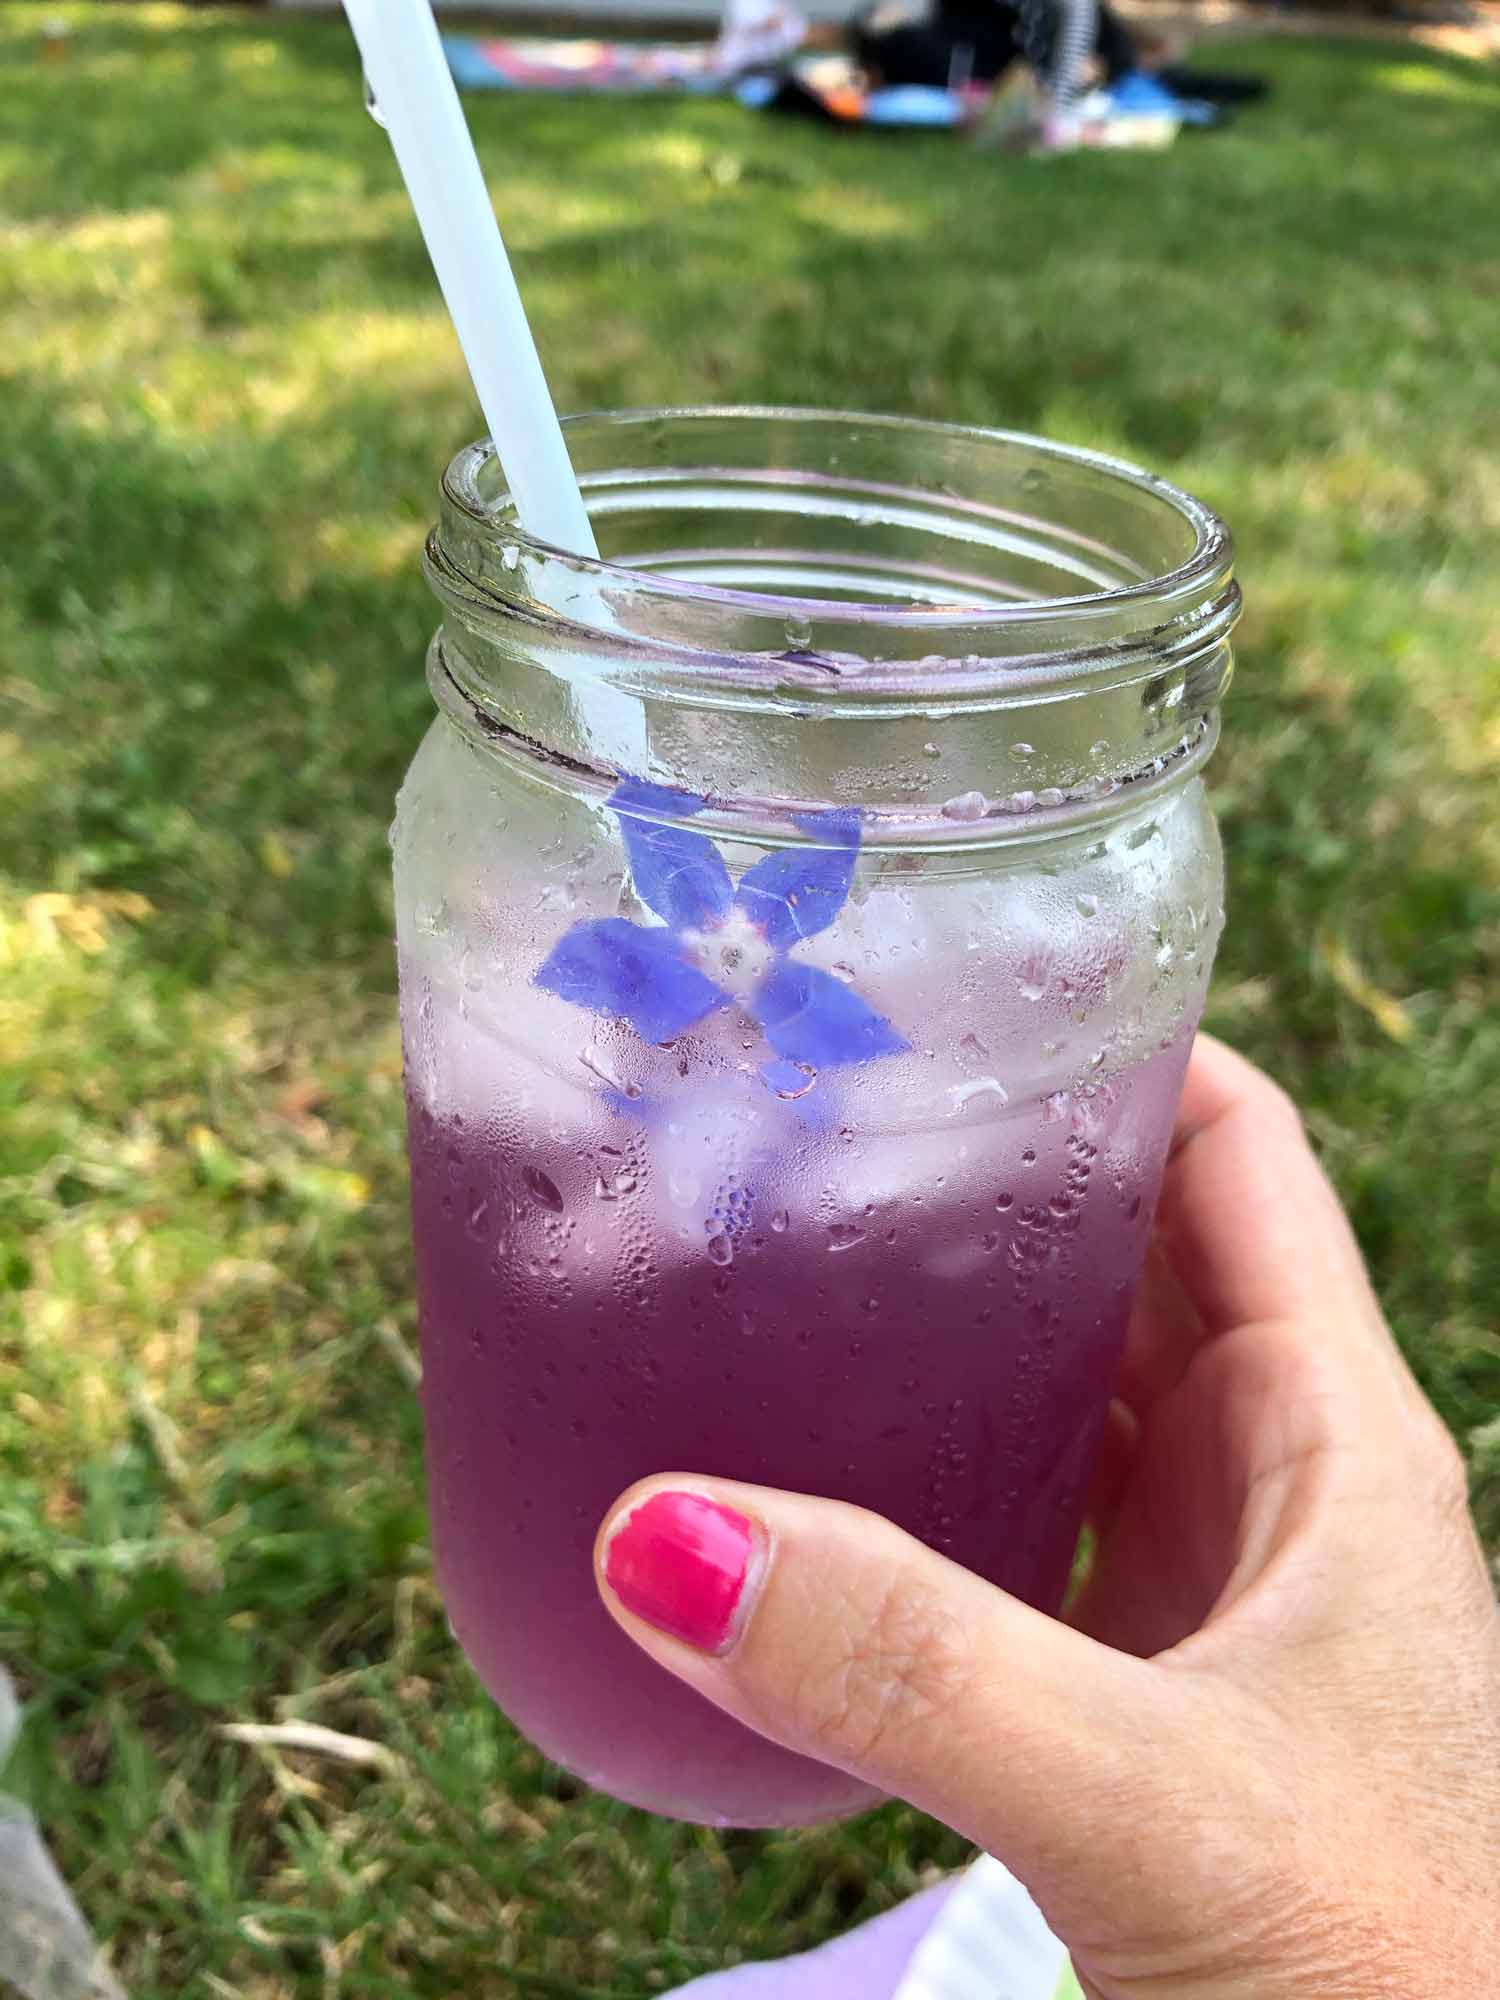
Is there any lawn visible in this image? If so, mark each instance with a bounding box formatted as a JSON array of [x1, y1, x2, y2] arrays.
[[1, 4, 1498, 1992]]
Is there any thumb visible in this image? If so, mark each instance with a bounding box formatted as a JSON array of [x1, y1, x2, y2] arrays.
[[595, 1476, 1196, 1890]]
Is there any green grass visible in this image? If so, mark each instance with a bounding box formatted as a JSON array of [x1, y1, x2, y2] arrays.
[[1, 5, 1498, 1991]]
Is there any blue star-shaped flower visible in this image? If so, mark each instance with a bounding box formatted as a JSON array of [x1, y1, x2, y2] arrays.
[[535, 781, 908, 1073]]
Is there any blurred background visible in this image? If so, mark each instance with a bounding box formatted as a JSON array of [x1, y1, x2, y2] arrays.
[[1, 2, 1497, 1993]]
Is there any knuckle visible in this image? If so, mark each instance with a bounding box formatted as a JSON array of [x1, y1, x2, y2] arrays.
[[785, 1566, 975, 1769]]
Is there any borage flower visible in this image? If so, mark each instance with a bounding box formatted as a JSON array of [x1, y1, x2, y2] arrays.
[[536, 782, 907, 1088]]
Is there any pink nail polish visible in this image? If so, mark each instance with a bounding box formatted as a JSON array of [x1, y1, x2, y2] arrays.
[[604, 1492, 755, 1653]]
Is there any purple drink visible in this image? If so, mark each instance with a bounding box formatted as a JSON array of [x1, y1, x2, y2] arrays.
[[396, 408, 1238, 1827], [408, 1023, 1189, 1826]]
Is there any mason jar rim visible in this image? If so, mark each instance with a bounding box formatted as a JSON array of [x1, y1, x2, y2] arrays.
[[437, 405, 1233, 642], [423, 407, 1237, 838]]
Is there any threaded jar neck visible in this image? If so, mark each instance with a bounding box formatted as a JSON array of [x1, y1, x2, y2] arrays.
[[424, 407, 1238, 841]]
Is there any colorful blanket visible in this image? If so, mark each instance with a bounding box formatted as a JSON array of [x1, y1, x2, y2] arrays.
[[443, 33, 967, 124], [443, 34, 729, 94]]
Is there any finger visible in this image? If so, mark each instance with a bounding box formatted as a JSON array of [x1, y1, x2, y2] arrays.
[[1159, 1035, 1382, 1346], [596, 1477, 1186, 1887]]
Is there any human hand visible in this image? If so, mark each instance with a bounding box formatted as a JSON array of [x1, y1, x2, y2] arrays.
[[595, 1037, 1500, 1998]]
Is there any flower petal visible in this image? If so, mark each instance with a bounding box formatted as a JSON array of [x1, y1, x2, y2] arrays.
[[753, 960, 908, 1068], [611, 778, 707, 821], [611, 780, 732, 932], [759, 1057, 817, 1100], [734, 810, 860, 949], [536, 918, 730, 1044]]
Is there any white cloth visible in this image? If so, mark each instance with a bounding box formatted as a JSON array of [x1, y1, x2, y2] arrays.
[[714, 0, 807, 77], [893, 1855, 1070, 1999], [0, 1668, 123, 2000], [669, 1851, 1073, 1998]]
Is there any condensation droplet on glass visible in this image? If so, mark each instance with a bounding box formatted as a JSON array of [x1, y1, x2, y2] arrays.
[[1075, 893, 1098, 918], [959, 1029, 991, 1063], [948, 1077, 1010, 1113], [784, 612, 812, 649], [705, 1232, 734, 1268], [596, 1164, 638, 1201], [1021, 1145, 1038, 1164], [579, 1043, 627, 1092], [826, 1222, 866, 1252], [941, 790, 988, 823], [770, 1208, 790, 1233], [523, 1167, 564, 1213], [761, 1058, 817, 1100], [1016, 954, 1049, 1003]]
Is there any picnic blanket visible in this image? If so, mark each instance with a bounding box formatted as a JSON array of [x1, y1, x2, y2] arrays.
[[443, 0, 806, 96], [444, 34, 731, 93], [443, 35, 968, 126], [442, 32, 1210, 139]]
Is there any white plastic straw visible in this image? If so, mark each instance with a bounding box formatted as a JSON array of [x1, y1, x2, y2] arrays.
[[341, 0, 597, 558], [341, 0, 651, 772]]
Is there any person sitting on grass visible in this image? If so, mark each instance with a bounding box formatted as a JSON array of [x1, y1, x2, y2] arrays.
[[853, 0, 1267, 105]]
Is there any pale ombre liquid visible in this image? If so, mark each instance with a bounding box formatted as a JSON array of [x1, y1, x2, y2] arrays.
[[406, 998, 1189, 1825]]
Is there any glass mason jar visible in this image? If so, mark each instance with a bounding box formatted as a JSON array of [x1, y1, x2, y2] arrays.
[[394, 409, 1238, 1828]]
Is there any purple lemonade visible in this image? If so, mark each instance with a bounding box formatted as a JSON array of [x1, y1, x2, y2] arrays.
[[396, 409, 1237, 1828], [408, 1022, 1189, 1826]]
